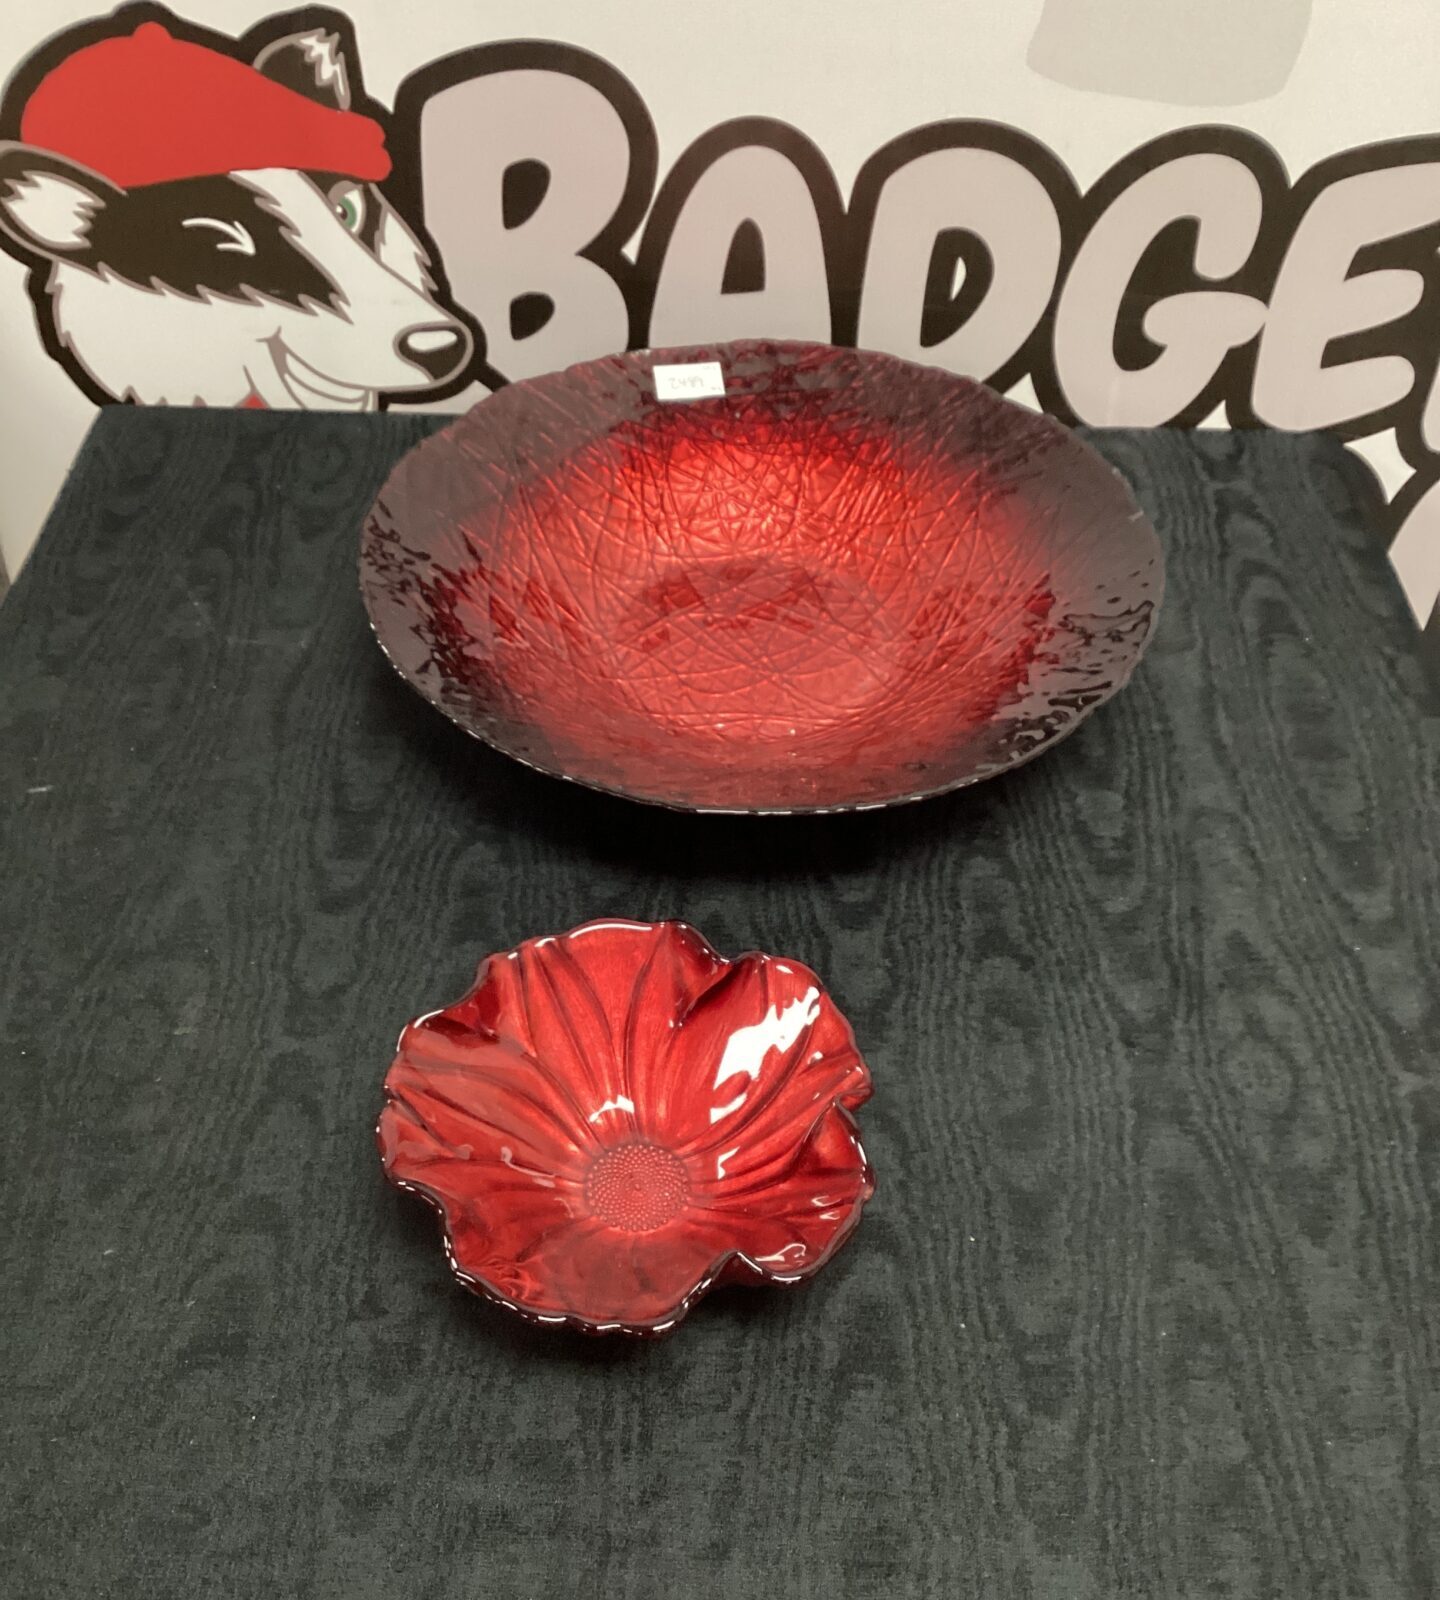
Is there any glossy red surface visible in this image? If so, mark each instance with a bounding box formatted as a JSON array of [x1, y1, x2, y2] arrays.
[[361, 340, 1162, 811], [377, 920, 874, 1335]]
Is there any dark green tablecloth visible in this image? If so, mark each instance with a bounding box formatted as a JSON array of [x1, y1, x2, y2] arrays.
[[1, 410, 1435, 1599]]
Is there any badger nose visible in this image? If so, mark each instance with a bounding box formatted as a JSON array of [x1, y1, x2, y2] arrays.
[[396, 322, 471, 381]]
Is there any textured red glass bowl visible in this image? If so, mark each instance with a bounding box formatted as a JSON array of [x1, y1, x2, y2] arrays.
[[376, 920, 874, 1336], [361, 339, 1162, 812]]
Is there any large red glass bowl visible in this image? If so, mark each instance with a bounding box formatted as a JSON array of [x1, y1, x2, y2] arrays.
[[360, 340, 1162, 812], [376, 920, 874, 1336]]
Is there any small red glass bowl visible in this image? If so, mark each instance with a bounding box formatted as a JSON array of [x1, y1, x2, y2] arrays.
[[376, 920, 874, 1336], [361, 339, 1162, 813]]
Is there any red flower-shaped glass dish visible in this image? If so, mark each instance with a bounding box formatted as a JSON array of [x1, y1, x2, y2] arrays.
[[376, 920, 874, 1335], [361, 339, 1162, 812]]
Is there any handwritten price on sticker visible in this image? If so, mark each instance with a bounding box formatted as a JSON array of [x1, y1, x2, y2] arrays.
[[653, 361, 726, 402]]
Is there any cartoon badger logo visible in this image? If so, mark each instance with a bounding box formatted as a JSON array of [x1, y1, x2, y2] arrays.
[[0, 13, 474, 410]]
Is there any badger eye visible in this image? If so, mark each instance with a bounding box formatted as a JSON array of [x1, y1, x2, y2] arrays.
[[330, 182, 366, 235]]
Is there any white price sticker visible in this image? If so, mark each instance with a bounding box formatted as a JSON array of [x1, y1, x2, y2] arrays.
[[652, 361, 726, 402]]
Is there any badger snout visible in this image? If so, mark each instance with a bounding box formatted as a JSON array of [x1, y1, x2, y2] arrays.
[[395, 322, 471, 384]]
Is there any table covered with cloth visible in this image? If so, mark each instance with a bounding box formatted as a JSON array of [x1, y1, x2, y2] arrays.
[[0, 409, 1435, 1599]]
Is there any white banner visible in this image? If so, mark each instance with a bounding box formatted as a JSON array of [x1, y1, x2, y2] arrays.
[[3, 2, 1438, 649]]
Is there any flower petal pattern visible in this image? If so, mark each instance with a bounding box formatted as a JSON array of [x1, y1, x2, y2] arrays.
[[377, 920, 875, 1335]]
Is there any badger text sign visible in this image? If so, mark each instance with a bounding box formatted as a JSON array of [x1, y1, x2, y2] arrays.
[[3, 5, 1439, 638]]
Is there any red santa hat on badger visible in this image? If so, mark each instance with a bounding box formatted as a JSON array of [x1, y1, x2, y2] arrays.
[[19, 20, 391, 188]]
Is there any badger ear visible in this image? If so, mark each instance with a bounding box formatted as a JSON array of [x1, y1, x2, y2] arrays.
[[0, 143, 118, 262], [252, 28, 353, 110]]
